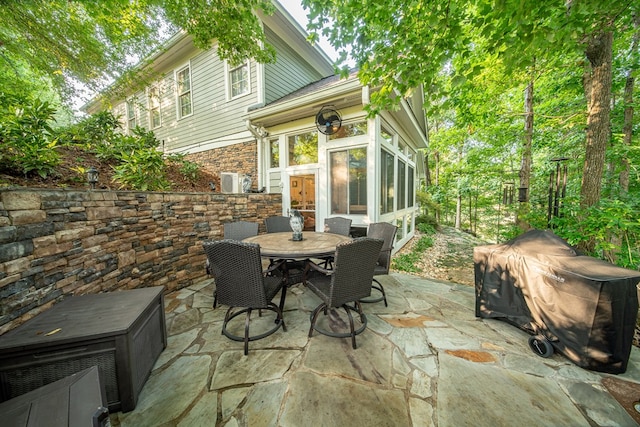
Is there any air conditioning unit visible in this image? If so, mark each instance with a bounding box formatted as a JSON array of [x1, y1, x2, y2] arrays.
[[220, 172, 247, 193]]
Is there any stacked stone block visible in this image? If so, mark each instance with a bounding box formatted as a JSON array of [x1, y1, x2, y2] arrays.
[[0, 189, 281, 334]]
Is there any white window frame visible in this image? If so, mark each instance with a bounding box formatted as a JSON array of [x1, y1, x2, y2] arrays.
[[126, 98, 137, 134], [225, 61, 251, 100], [175, 63, 193, 119], [147, 85, 162, 129]]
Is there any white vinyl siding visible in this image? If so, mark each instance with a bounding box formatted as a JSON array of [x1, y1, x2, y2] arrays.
[[145, 50, 259, 153], [263, 27, 325, 104]]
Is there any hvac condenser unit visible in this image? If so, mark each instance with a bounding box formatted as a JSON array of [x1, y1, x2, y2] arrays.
[[220, 172, 246, 193]]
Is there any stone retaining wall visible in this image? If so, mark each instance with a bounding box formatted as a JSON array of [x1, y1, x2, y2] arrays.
[[0, 188, 281, 334]]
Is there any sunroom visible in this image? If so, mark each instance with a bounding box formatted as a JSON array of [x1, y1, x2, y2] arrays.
[[246, 72, 428, 249]]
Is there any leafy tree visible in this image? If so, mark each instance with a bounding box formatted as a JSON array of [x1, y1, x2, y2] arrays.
[[303, 0, 639, 252], [0, 0, 275, 101]]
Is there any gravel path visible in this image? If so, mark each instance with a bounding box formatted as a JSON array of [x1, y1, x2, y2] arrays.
[[393, 226, 488, 287]]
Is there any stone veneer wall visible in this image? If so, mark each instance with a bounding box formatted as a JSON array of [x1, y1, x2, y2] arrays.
[[187, 141, 258, 191], [0, 188, 281, 334]]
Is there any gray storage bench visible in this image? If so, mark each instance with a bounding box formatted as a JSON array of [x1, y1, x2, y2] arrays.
[[0, 287, 167, 413], [0, 366, 107, 427]]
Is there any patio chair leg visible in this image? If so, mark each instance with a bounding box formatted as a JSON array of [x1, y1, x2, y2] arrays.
[[309, 303, 326, 337], [343, 304, 357, 349], [354, 301, 366, 323], [244, 308, 252, 356], [359, 278, 387, 306], [278, 284, 288, 313]]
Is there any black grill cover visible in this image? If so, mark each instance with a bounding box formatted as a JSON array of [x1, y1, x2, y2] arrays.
[[474, 229, 640, 374]]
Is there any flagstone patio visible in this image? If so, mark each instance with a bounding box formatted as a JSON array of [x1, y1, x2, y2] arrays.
[[108, 273, 640, 426]]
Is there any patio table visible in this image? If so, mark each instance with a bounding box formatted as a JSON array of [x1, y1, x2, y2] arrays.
[[243, 231, 351, 259]]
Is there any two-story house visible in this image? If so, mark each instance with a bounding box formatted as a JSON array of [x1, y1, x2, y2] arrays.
[[84, 0, 428, 249]]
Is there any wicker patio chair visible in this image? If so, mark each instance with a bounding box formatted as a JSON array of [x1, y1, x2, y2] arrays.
[[265, 216, 292, 233], [323, 217, 352, 236], [207, 221, 260, 308], [304, 237, 384, 349], [359, 222, 398, 306], [321, 217, 352, 268], [202, 239, 287, 355], [224, 220, 259, 241]]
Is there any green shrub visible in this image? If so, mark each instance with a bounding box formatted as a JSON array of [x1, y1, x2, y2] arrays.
[[391, 236, 433, 273], [112, 148, 170, 191], [413, 235, 434, 252], [392, 252, 421, 273], [417, 222, 437, 235], [0, 97, 59, 178], [552, 197, 640, 269], [56, 110, 121, 148], [167, 153, 201, 181], [416, 213, 438, 230]]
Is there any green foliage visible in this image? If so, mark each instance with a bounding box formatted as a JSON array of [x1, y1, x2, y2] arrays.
[[162, 0, 275, 66], [413, 235, 434, 252], [0, 95, 60, 178], [391, 234, 435, 273], [416, 190, 440, 224], [167, 153, 201, 181], [0, 1, 277, 101], [56, 111, 122, 147], [304, 0, 635, 115], [392, 252, 421, 273], [112, 149, 170, 191], [0, 103, 209, 192], [416, 222, 437, 235], [88, 125, 172, 191], [551, 197, 640, 269], [93, 127, 157, 163]]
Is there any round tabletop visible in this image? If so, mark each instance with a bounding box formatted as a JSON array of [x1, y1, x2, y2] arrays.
[[243, 232, 352, 259]]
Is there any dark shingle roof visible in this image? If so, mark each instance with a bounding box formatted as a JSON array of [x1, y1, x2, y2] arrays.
[[249, 68, 359, 112]]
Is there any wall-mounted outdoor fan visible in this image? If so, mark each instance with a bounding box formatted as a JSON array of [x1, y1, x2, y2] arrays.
[[315, 106, 342, 135]]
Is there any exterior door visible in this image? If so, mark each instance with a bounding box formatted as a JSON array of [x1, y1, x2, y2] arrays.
[[289, 174, 316, 231]]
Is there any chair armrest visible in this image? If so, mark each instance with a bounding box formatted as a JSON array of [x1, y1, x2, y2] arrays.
[[264, 259, 286, 276], [304, 260, 333, 276]]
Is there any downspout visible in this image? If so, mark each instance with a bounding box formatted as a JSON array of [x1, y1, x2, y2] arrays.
[[246, 120, 268, 190]]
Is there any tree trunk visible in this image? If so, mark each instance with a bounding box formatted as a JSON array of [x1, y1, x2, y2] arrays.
[[620, 18, 638, 193], [619, 75, 633, 193], [579, 31, 613, 252], [581, 31, 612, 208], [434, 151, 441, 223], [455, 192, 462, 229], [517, 75, 534, 231]]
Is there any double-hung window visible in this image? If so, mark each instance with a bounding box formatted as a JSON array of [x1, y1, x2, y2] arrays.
[[176, 65, 192, 118], [229, 62, 250, 98], [126, 99, 136, 133], [148, 86, 161, 128]]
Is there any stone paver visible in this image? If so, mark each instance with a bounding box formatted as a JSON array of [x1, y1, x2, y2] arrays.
[[109, 274, 640, 426]]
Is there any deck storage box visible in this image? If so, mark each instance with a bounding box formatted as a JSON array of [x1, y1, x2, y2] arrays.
[[0, 287, 166, 412], [474, 229, 640, 374], [0, 366, 107, 426]]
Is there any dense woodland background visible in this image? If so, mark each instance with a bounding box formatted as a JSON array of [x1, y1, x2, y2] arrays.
[[0, 0, 638, 270]]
